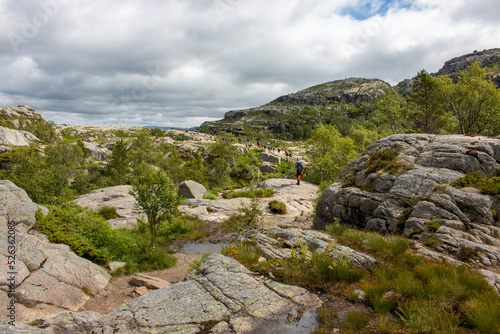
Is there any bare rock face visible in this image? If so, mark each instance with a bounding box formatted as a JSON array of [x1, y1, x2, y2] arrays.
[[239, 227, 376, 271], [0, 181, 111, 323], [314, 134, 500, 273], [259, 152, 281, 164], [26, 254, 321, 334], [82, 142, 111, 161], [73, 185, 144, 229], [260, 161, 277, 174], [0, 126, 38, 146], [0, 180, 48, 230]]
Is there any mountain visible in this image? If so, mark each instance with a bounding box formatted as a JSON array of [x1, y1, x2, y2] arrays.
[[199, 77, 391, 136], [200, 48, 500, 136], [396, 48, 500, 95]]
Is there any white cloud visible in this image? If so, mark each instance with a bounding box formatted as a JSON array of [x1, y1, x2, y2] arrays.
[[0, 0, 499, 127]]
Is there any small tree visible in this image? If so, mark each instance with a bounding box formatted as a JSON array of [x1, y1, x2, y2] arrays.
[[131, 169, 181, 248], [307, 124, 358, 189], [106, 140, 131, 184], [408, 69, 446, 133]]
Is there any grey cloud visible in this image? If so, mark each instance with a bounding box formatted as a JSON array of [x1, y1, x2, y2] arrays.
[[0, 0, 499, 127]]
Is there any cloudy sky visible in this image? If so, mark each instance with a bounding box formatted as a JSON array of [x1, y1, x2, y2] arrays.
[[0, 0, 499, 128]]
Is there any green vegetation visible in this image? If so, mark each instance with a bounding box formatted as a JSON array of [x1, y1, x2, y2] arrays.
[[222, 188, 275, 199], [225, 222, 500, 334], [305, 124, 358, 190], [453, 172, 500, 196], [365, 147, 413, 175], [97, 206, 118, 220], [131, 169, 181, 248], [220, 198, 263, 232], [268, 200, 287, 214]]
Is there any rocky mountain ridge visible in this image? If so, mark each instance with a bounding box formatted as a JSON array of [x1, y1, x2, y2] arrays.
[[201, 48, 500, 134], [200, 78, 390, 135]]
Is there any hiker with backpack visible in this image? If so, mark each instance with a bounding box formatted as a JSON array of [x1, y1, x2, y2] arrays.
[[295, 159, 304, 185]]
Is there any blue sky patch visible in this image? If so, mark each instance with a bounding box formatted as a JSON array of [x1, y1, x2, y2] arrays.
[[342, 0, 411, 20]]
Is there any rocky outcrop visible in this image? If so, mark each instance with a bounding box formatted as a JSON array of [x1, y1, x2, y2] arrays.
[[0, 181, 110, 323], [82, 142, 111, 161], [24, 254, 321, 334], [314, 134, 500, 271], [436, 48, 500, 84], [0, 126, 38, 146], [0, 180, 48, 230], [129, 274, 171, 290], [178, 180, 207, 199], [73, 185, 144, 229], [239, 227, 376, 271], [260, 161, 277, 174], [259, 152, 281, 164]]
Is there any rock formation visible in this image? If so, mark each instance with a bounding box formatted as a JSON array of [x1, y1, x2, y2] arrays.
[[239, 227, 376, 271], [0, 181, 110, 322], [199, 78, 391, 135], [178, 180, 207, 199], [17, 254, 321, 334], [314, 134, 500, 276], [73, 185, 144, 229], [0, 126, 38, 146]]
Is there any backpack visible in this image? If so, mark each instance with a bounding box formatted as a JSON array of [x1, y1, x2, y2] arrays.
[[295, 160, 304, 173]]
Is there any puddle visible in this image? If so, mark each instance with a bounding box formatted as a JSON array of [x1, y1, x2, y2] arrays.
[[250, 307, 318, 334], [173, 241, 224, 254]]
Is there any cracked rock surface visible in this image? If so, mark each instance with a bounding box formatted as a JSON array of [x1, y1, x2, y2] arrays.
[[24, 254, 321, 334], [0, 181, 110, 322], [314, 134, 500, 288], [239, 227, 376, 271]]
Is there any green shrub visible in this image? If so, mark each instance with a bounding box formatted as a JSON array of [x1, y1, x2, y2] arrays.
[[97, 206, 118, 220], [365, 148, 413, 175], [452, 172, 484, 188], [397, 300, 461, 334], [220, 198, 263, 232], [313, 252, 365, 283], [34, 204, 176, 272], [464, 291, 500, 334], [222, 188, 275, 199], [268, 200, 287, 214], [341, 310, 371, 331]]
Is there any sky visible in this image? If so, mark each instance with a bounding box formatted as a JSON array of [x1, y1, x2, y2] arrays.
[[0, 0, 499, 128]]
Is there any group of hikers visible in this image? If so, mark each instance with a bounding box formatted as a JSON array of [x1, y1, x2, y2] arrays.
[[222, 137, 304, 185]]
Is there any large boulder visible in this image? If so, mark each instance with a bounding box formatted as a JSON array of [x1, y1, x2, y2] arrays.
[[73, 185, 144, 229], [27, 254, 322, 333], [82, 142, 111, 161], [178, 180, 207, 199], [314, 134, 500, 271], [0, 182, 111, 323], [260, 161, 277, 174], [0, 180, 48, 230], [259, 152, 281, 164]]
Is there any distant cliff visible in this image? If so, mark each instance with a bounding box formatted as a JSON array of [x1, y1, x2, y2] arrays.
[[199, 78, 391, 135]]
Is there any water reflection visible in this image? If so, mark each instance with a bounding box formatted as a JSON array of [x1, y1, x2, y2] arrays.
[[173, 241, 224, 254], [250, 307, 318, 334]]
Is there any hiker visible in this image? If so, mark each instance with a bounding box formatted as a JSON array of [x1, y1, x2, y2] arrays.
[[295, 159, 304, 185]]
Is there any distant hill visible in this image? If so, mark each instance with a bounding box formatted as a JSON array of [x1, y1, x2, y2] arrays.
[[396, 48, 500, 95], [199, 77, 391, 136], [200, 48, 500, 136]]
